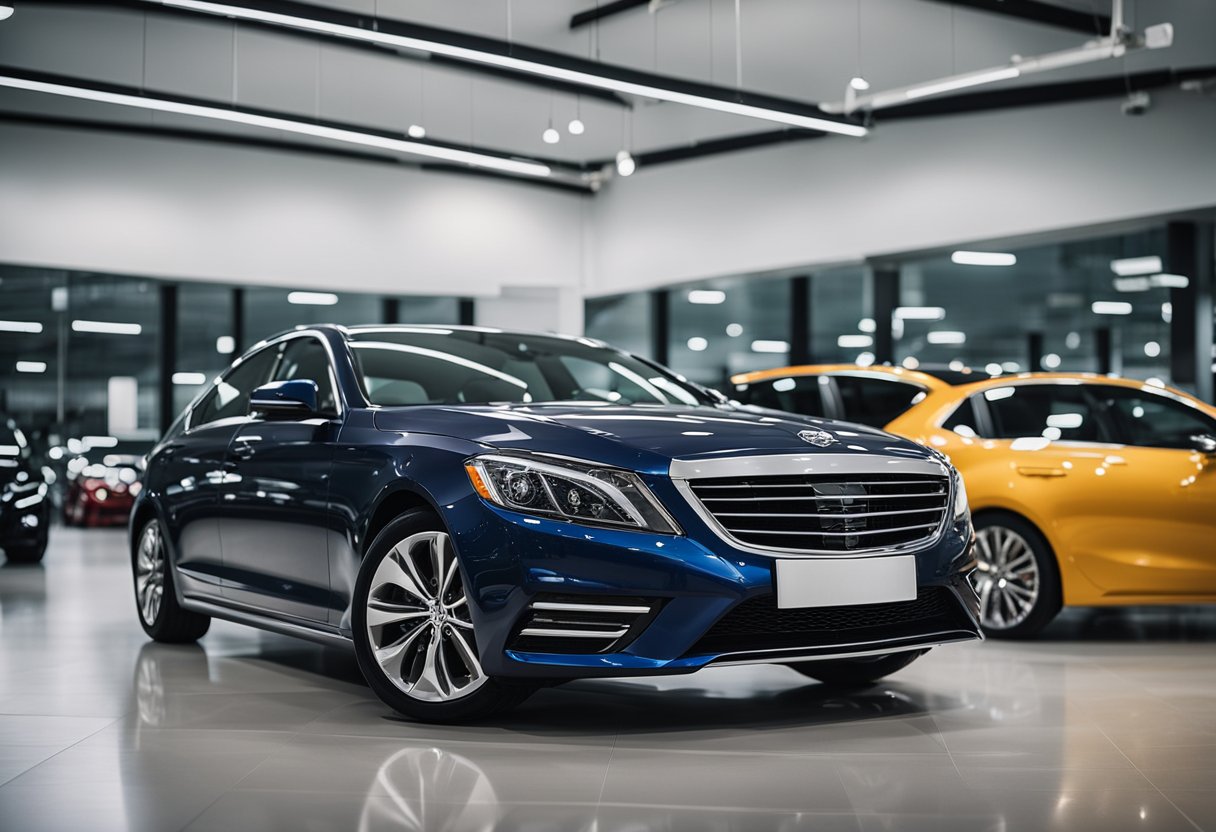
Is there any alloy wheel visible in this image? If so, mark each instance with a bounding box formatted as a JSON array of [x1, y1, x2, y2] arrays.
[[973, 525, 1040, 630], [135, 523, 166, 625], [365, 530, 487, 703]]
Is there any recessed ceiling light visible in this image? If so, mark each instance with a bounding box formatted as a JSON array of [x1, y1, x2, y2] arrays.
[[893, 306, 946, 321], [72, 320, 142, 335], [1092, 301, 1133, 315], [927, 331, 966, 344], [951, 251, 1016, 266], [837, 334, 873, 348], [1110, 255, 1162, 276], [688, 290, 725, 305], [750, 340, 789, 354], [0, 320, 43, 333], [172, 372, 208, 385], [15, 361, 46, 374], [288, 291, 339, 306], [686, 337, 708, 352]]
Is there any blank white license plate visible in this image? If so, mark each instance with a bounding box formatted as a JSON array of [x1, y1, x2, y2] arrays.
[[775, 556, 917, 609]]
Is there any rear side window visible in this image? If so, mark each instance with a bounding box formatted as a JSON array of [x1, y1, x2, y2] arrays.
[[942, 397, 980, 438], [733, 376, 828, 417], [833, 376, 926, 428], [982, 384, 1110, 443], [1090, 385, 1216, 450], [192, 346, 280, 428]]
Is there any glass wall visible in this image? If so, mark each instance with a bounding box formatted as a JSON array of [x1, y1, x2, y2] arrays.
[[667, 275, 791, 387], [585, 292, 652, 357], [811, 266, 871, 365]]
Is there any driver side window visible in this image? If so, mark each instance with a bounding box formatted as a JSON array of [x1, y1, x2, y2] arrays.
[[1090, 385, 1216, 450], [273, 337, 339, 416], [192, 347, 280, 428]]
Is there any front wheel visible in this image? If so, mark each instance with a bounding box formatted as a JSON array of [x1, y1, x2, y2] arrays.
[[972, 513, 1061, 639], [352, 511, 536, 723], [790, 649, 926, 687], [132, 519, 211, 643]]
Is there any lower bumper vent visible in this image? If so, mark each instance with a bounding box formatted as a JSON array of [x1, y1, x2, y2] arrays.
[[508, 594, 661, 654], [686, 586, 970, 656]]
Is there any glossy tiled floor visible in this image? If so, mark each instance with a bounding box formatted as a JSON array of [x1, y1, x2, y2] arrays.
[[2, 528, 1216, 831]]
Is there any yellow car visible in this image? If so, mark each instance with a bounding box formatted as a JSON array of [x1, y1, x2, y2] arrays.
[[731, 365, 1216, 637]]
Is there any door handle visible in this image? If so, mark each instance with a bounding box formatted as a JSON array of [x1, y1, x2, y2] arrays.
[[233, 435, 262, 459], [1016, 465, 1066, 478]]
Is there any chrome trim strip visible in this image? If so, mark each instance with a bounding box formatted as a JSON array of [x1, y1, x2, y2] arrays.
[[519, 627, 628, 639], [670, 453, 953, 559], [531, 602, 652, 614], [715, 506, 944, 520], [707, 634, 979, 667], [734, 523, 940, 538], [180, 597, 352, 649], [700, 492, 945, 502], [668, 453, 948, 480]]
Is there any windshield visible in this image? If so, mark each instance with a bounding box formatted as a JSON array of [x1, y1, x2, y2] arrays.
[[348, 329, 707, 407]]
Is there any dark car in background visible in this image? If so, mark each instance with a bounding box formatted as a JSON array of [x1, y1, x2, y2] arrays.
[[1, 416, 51, 563], [130, 325, 981, 722]]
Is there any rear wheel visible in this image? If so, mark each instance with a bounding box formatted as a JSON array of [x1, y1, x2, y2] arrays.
[[353, 511, 536, 723], [972, 513, 1061, 639], [790, 650, 925, 687], [132, 519, 210, 643]]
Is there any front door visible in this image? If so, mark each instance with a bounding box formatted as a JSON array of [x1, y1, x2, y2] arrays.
[[218, 336, 339, 622]]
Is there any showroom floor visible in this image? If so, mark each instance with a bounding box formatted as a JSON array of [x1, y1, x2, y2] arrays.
[[0, 529, 1214, 832]]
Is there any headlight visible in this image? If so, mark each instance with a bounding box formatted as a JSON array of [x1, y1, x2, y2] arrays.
[[953, 470, 970, 524], [465, 453, 680, 535]]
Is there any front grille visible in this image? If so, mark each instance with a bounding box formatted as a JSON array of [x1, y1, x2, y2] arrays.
[[688, 473, 949, 553], [507, 594, 661, 654], [687, 586, 964, 655]]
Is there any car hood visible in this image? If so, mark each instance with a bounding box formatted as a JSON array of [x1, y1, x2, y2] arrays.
[[372, 403, 935, 475]]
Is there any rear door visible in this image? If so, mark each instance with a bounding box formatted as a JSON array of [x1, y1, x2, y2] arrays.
[[219, 335, 339, 622]]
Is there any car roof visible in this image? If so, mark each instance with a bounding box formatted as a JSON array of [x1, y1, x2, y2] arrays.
[[730, 364, 959, 390]]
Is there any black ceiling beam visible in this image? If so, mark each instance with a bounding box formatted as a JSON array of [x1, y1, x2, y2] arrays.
[[95, 0, 860, 136], [39, 0, 629, 107], [920, 0, 1110, 36], [570, 0, 648, 30], [0, 110, 594, 195], [0, 65, 591, 189]]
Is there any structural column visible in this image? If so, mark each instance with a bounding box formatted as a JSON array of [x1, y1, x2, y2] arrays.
[[1168, 221, 1215, 403], [789, 275, 811, 365], [650, 288, 670, 365], [158, 284, 178, 434], [872, 265, 899, 365]]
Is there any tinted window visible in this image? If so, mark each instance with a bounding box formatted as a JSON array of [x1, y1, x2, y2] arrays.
[[349, 330, 705, 407], [1090, 385, 1216, 450], [942, 397, 980, 437], [273, 337, 338, 416], [192, 346, 280, 428], [733, 376, 827, 417], [834, 376, 927, 427], [982, 384, 1110, 443]]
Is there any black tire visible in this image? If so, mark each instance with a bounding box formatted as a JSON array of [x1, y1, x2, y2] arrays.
[[132, 518, 210, 643], [4, 531, 48, 564], [972, 512, 1062, 639], [352, 510, 536, 723], [790, 649, 926, 687]]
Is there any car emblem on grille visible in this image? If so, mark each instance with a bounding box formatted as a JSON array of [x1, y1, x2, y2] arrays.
[[797, 429, 836, 447]]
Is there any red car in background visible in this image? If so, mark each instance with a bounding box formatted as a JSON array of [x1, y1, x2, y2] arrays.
[[63, 456, 142, 527]]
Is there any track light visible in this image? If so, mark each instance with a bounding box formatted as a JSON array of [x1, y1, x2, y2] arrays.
[[141, 0, 866, 137], [0, 72, 553, 179], [615, 149, 635, 177]]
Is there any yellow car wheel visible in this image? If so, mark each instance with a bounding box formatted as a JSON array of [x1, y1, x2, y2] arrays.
[[973, 513, 1062, 639]]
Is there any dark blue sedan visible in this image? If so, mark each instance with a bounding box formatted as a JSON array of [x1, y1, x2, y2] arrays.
[[130, 325, 981, 721]]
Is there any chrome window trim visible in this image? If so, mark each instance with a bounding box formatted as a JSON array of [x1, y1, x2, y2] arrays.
[[670, 453, 952, 559]]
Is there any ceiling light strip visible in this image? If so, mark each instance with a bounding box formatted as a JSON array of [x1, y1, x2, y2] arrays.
[[0, 73, 552, 178], [152, 0, 866, 137]]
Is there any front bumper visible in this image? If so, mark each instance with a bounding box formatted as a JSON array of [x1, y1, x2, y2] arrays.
[[444, 484, 981, 679]]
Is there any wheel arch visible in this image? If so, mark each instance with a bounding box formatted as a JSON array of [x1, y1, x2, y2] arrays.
[[361, 486, 440, 559]]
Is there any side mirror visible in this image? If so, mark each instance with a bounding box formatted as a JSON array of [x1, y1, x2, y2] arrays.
[[250, 380, 319, 420], [1190, 433, 1216, 455]]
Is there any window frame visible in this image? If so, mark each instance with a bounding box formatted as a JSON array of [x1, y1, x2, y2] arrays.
[[824, 372, 932, 427]]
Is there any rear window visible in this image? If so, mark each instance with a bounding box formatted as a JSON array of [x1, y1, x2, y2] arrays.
[[834, 376, 927, 428], [733, 376, 828, 417]]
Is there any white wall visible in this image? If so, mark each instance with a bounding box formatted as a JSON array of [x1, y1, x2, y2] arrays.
[[0, 123, 587, 298], [589, 90, 1216, 296], [475, 287, 585, 335]]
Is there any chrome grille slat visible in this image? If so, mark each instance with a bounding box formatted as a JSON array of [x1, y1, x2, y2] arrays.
[[687, 472, 949, 554]]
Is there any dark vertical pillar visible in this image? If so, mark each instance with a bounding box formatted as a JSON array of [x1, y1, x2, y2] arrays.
[[1027, 332, 1044, 373], [872, 265, 899, 365], [381, 297, 400, 325], [650, 289, 670, 365], [1095, 327, 1113, 375], [231, 287, 245, 355], [458, 298, 475, 326], [1168, 221, 1215, 403], [789, 275, 811, 365], [158, 283, 178, 433]]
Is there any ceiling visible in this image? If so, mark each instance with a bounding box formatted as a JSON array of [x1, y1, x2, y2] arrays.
[[0, 0, 1212, 186]]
